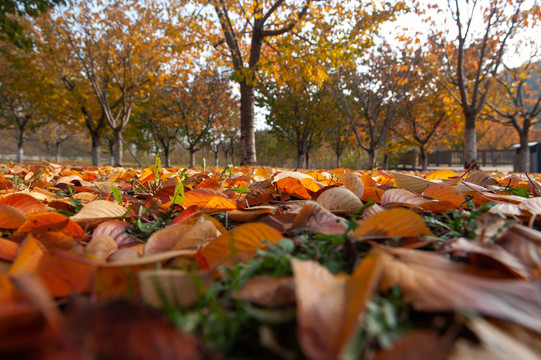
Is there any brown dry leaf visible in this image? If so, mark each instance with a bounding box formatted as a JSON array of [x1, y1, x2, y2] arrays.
[[108, 248, 140, 263], [239, 275, 296, 307], [85, 234, 119, 262], [144, 224, 193, 256], [182, 188, 238, 213], [292, 251, 382, 360], [464, 170, 499, 186], [378, 246, 541, 332], [496, 224, 541, 274], [354, 208, 434, 238], [70, 200, 129, 228], [336, 173, 365, 198], [488, 203, 524, 218], [316, 187, 363, 213], [227, 206, 277, 223], [92, 220, 138, 247], [272, 170, 314, 183], [518, 197, 541, 226], [448, 318, 541, 360], [442, 237, 530, 279], [379, 189, 428, 207], [472, 212, 508, 240], [200, 222, 283, 268], [290, 201, 347, 235], [391, 171, 435, 193], [172, 216, 221, 250], [422, 183, 466, 209], [373, 329, 455, 360], [138, 269, 212, 309]]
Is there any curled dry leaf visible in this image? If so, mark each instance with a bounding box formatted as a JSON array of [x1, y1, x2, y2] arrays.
[[272, 171, 313, 183], [239, 275, 296, 307], [92, 220, 138, 248], [275, 177, 312, 200], [380, 189, 427, 207], [425, 169, 458, 181], [336, 173, 365, 198], [496, 224, 541, 274], [182, 188, 238, 213], [145, 224, 193, 256], [290, 201, 346, 235], [70, 200, 129, 228], [316, 187, 363, 213], [172, 216, 221, 250], [108, 247, 140, 263], [354, 208, 434, 239], [442, 237, 530, 279], [292, 251, 382, 360], [85, 234, 118, 262], [138, 269, 212, 309], [518, 197, 541, 223], [377, 246, 541, 332], [391, 171, 435, 194], [8, 234, 46, 276], [465, 170, 499, 186]]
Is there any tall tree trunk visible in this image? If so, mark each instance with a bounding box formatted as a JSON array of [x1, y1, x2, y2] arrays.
[[296, 148, 304, 169], [335, 151, 341, 169], [367, 150, 376, 170], [55, 142, 60, 163], [91, 131, 101, 166], [305, 151, 310, 169], [463, 113, 478, 169], [419, 146, 428, 172], [108, 138, 114, 165], [518, 130, 530, 172], [213, 150, 219, 167], [189, 148, 195, 167], [16, 123, 26, 163], [163, 144, 171, 168], [239, 82, 256, 165], [113, 129, 123, 167]]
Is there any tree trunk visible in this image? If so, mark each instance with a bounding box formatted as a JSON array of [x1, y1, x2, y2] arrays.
[[518, 130, 530, 172], [305, 151, 310, 169], [419, 146, 428, 172], [189, 148, 195, 167], [463, 114, 478, 169], [296, 148, 304, 169], [17, 126, 25, 163], [113, 129, 123, 167], [91, 131, 101, 166], [367, 150, 376, 170], [55, 142, 60, 163], [163, 144, 171, 168], [108, 138, 114, 165], [213, 150, 219, 167], [239, 81, 256, 165]]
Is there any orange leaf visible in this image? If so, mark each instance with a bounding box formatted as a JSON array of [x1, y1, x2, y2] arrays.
[[182, 188, 237, 213], [0, 174, 14, 190], [425, 169, 458, 180], [275, 177, 312, 200], [11, 212, 84, 244], [201, 222, 283, 268], [36, 251, 96, 297], [0, 193, 48, 214], [293, 250, 383, 360], [354, 208, 434, 238], [360, 186, 385, 203], [0, 204, 27, 229], [422, 183, 466, 209], [0, 238, 19, 261], [196, 178, 221, 190], [9, 234, 46, 276]]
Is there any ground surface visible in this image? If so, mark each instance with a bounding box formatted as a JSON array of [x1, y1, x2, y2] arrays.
[[0, 162, 540, 359]]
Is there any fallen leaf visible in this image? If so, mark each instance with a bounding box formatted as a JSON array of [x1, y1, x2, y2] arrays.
[[70, 200, 129, 228], [422, 183, 466, 209], [0, 193, 48, 214], [316, 187, 363, 213], [201, 222, 283, 268], [290, 201, 346, 235], [354, 208, 434, 238], [239, 275, 296, 307], [292, 250, 382, 360], [275, 177, 312, 200], [9, 234, 46, 276], [378, 246, 541, 332], [92, 220, 138, 247], [85, 234, 119, 262], [0, 204, 27, 229]]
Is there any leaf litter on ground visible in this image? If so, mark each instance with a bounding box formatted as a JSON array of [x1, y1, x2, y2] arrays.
[[0, 161, 540, 359]]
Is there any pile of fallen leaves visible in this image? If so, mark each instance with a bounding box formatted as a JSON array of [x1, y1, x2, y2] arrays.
[[0, 160, 540, 359]]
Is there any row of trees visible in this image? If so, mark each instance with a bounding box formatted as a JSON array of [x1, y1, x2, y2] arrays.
[[0, 0, 540, 170]]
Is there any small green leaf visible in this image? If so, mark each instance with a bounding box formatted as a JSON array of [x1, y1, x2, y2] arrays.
[[154, 154, 162, 181], [110, 185, 123, 205], [169, 181, 185, 205]]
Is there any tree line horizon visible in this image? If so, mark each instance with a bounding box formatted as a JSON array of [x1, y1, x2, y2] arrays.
[[0, 0, 540, 171]]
